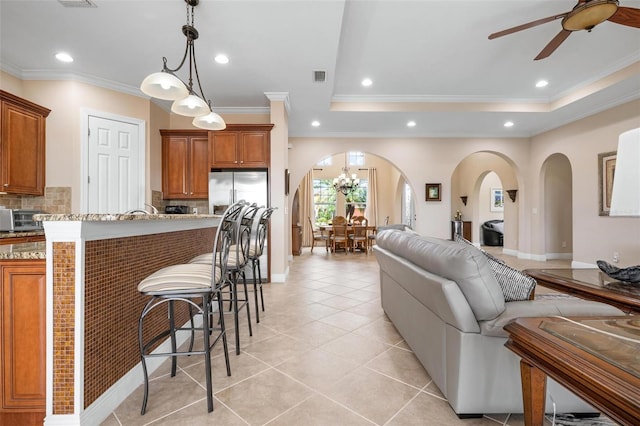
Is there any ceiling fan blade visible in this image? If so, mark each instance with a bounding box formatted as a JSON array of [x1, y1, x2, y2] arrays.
[[489, 13, 568, 39], [534, 29, 572, 60], [607, 6, 640, 28]]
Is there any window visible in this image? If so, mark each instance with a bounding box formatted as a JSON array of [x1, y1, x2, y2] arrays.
[[346, 179, 368, 219], [312, 178, 369, 223], [348, 151, 365, 167], [313, 179, 336, 224]]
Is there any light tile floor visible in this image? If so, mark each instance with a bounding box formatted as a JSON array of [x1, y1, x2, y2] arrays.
[[102, 245, 613, 426]]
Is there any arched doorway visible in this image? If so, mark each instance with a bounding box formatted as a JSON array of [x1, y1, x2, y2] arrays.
[[292, 151, 414, 253], [541, 153, 573, 260], [450, 151, 519, 251]]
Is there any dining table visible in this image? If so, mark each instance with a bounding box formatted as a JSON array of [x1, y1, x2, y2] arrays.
[[319, 224, 377, 252]]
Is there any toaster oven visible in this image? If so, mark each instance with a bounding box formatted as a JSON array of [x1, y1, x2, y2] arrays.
[[0, 209, 45, 232]]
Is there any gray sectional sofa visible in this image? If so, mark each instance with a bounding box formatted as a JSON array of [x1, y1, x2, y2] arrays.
[[373, 229, 625, 417]]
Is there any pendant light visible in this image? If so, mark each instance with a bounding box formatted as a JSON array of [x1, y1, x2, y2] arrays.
[[333, 153, 360, 195], [140, 0, 226, 129]]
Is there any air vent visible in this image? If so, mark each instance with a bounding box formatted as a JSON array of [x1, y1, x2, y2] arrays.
[[313, 70, 326, 83], [58, 0, 97, 7]]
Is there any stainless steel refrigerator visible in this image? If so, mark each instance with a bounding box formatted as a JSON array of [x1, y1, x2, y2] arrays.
[[209, 169, 269, 280]]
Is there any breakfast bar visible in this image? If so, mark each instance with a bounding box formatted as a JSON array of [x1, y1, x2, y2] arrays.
[[37, 213, 220, 426]]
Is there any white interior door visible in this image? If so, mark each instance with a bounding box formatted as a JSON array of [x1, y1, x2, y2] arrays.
[[87, 115, 142, 213]]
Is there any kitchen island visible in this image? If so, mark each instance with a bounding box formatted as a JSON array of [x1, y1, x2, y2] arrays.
[[35, 213, 220, 426]]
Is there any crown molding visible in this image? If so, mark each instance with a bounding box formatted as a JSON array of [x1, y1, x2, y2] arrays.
[[264, 92, 291, 113]]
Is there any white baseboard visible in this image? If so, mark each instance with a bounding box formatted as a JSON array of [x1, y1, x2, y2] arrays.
[[271, 265, 289, 283], [571, 260, 597, 268], [44, 415, 81, 426], [545, 252, 573, 260]]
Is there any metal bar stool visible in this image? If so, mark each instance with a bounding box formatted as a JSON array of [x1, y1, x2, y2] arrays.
[[191, 201, 257, 355], [138, 206, 241, 415], [248, 207, 276, 323], [137, 207, 234, 414]]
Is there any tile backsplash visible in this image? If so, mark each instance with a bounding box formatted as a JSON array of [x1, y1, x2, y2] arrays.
[[152, 190, 209, 214], [0, 188, 210, 215], [0, 187, 71, 213]]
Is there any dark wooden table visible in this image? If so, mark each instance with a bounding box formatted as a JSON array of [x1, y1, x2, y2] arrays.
[[504, 316, 640, 426], [525, 268, 640, 313]]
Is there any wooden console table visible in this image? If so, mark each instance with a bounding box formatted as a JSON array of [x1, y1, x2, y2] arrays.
[[504, 316, 640, 426], [525, 268, 640, 313]]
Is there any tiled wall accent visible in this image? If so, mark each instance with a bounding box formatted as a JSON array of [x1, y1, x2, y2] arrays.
[[0, 193, 21, 209], [83, 228, 215, 408], [0, 187, 71, 213], [52, 242, 76, 415]]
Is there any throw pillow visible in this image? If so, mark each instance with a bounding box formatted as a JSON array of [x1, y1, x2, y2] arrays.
[[486, 257, 536, 301], [453, 234, 536, 301]]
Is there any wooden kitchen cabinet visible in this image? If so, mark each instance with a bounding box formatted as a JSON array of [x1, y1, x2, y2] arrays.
[[0, 91, 51, 196], [0, 259, 46, 425], [0, 235, 45, 246], [161, 130, 209, 199], [209, 124, 273, 168]]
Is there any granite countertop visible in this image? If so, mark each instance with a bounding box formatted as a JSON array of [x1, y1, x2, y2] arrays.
[[0, 241, 46, 260], [34, 213, 222, 222], [0, 230, 45, 239]]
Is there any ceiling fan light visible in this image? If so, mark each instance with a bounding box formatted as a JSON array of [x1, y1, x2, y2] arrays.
[[193, 110, 226, 130], [171, 94, 210, 117], [562, 0, 619, 31], [140, 71, 188, 101]]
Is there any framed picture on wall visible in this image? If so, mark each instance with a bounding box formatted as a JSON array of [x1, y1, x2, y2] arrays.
[[490, 188, 504, 212], [425, 183, 441, 201], [598, 151, 616, 216]]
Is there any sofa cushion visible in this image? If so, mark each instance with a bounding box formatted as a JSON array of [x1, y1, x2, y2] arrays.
[[454, 235, 536, 301], [377, 230, 505, 321]]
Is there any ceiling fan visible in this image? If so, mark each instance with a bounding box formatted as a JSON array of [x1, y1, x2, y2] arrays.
[[488, 0, 640, 60]]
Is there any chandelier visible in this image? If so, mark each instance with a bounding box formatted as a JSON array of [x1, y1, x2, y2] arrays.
[[140, 0, 226, 130], [333, 154, 360, 195]]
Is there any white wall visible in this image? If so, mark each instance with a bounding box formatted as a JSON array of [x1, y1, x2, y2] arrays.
[[289, 99, 640, 266], [529, 100, 640, 267]]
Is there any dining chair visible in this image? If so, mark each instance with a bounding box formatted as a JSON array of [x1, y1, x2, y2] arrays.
[[351, 215, 365, 225], [349, 218, 369, 252], [332, 215, 348, 226], [331, 224, 349, 253], [308, 216, 328, 253]]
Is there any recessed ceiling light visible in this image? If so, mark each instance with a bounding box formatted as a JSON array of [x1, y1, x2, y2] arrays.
[[214, 54, 229, 64], [504, 121, 514, 128], [536, 80, 548, 88], [407, 121, 416, 127], [311, 120, 320, 127], [55, 52, 73, 63], [361, 78, 372, 87]]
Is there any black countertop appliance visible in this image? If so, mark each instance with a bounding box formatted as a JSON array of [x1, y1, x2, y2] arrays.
[[165, 205, 190, 214]]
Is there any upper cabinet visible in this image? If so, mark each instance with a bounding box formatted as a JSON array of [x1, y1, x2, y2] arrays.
[[0, 91, 51, 196], [161, 130, 209, 199], [209, 124, 273, 169]]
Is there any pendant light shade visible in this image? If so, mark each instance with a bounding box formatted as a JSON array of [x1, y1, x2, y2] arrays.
[[193, 110, 226, 130], [171, 93, 210, 117], [140, 71, 189, 101], [609, 128, 640, 217]]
